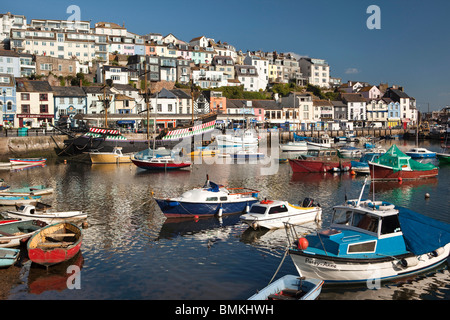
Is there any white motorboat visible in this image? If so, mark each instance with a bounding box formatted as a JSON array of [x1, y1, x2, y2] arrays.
[[307, 134, 333, 150], [405, 147, 436, 159], [4, 204, 88, 223], [240, 198, 322, 230], [280, 141, 308, 152]]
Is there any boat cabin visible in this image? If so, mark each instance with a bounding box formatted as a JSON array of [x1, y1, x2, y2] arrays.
[[300, 149, 339, 160], [298, 199, 408, 259]]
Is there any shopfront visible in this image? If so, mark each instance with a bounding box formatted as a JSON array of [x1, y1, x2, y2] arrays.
[[17, 114, 54, 128]]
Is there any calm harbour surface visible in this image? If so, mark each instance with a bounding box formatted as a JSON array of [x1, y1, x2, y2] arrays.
[[1, 138, 449, 300]]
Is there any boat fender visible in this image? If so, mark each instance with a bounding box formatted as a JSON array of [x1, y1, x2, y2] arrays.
[[168, 201, 180, 207], [431, 247, 445, 257], [298, 237, 309, 250], [217, 205, 223, 217], [399, 257, 419, 268]]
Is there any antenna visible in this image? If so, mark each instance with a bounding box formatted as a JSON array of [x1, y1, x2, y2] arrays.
[[356, 176, 369, 207]]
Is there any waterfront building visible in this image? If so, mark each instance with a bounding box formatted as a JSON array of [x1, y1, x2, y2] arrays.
[[150, 87, 192, 117], [314, 99, 334, 130], [384, 87, 417, 126], [341, 93, 367, 123], [111, 84, 144, 114], [0, 73, 17, 127], [332, 100, 347, 121], [83, 85, 115, 115], [0, 50, 21, 77], [15, 78, 54, 127], [386, 98, 401, 128], [298, 57, 330, 88], [366, 98, 389, 125], [52, 86, 86, 124]]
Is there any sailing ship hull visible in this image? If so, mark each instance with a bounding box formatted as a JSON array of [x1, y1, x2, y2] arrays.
[[155, 199, 259, 218], [131, 159, 190, 171], [369, 163, 439, 180], [289, 159, 351, 173], [289, 243, 450, 284]]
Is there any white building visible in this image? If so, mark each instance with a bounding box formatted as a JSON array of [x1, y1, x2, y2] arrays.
[[243, 52, 268, 91], [0, 12, 27, 48], [97, 65, 131, 85], [192, 68, 227, 89], [235, 65, 263, 91], [341, 93, 367, 122], [298, 57, 330, 88]]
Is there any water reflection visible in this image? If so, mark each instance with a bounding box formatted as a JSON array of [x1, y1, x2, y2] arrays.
[[1, 139, 449, 300]]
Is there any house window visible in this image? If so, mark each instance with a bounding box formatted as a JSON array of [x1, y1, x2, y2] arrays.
[[21, 93, 30, 100], [40, 104, 48, 113], [21, 104, 30, 113], [39, 94, 48, 101]]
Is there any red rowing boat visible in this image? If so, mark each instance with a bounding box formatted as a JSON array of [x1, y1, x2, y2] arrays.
[[27, 222, 82, 267]]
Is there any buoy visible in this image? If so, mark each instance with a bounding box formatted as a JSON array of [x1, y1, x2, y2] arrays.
[[82, 221, 88, 229], [398, 177, 402, 182], [64, 159, 67, 164], [350, 170, 356, 175], [297, 237, 309, 250], [194, 215, 199, 219], [425, 193, 430, 199]]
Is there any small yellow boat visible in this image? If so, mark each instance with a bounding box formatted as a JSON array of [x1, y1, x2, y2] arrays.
[[89, 147, 132, 164]]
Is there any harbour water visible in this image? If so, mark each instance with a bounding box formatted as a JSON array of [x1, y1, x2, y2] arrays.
[[0, 138, 449, 300]]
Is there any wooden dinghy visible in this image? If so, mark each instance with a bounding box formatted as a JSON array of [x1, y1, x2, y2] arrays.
[[27, 222, 82, 267]]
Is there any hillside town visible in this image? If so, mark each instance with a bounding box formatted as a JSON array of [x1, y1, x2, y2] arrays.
[[0, 11, 448, 133]]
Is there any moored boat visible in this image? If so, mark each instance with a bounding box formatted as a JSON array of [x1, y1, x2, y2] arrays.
[[0, 248, 20, 268], [154, 176, 259, 218], [368, 145, 438, 180], [286, 181, 450, 284], [9, 158, 46, 165], [436, 152, 450, 164], [27, 222, 82, 267], [0, 220, 47, 248], [306, 134, 333, 150], [131, 155, 191, 171], [4, 204, 88, 223], [280, 141, 308, 152], [248, 275, 324, 300], [0, 185, 53, 196], [289, 149, 351, 173], [240, 198, 322, 230], [350, 151, 385, 175], [405, 147, 436, 158], [89, 146, 132, 164], [0, 195, 41, 206]]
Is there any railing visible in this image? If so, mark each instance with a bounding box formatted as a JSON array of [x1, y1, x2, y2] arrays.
[[0, 128, 64, 137]]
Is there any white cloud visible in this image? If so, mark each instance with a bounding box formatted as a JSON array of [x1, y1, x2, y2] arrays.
[[345, 68, 360, 74]]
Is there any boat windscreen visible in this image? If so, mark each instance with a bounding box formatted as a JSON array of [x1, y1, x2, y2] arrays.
[[250, 206, 267, 214]]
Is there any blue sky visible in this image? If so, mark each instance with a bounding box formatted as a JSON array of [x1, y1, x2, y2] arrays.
[[4, 0, 450, 111]]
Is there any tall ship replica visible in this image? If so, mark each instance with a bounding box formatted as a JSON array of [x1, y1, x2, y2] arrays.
[[53, 113, 217, 156]]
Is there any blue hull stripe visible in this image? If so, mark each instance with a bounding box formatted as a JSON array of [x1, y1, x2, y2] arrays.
[[155, 199, 258, 217]]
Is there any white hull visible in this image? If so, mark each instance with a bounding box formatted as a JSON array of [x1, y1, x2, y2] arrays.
[[307, 142, 332, 150], [289, 243, 450, 284], [4, 210, 87, 223], [0, 230, 39, 248], [241, 206, 321, 230], [280, 142, 308, 152]]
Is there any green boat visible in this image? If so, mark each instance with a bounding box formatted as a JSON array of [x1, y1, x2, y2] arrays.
[[436, 152, 450, 164], [0, 185, 53, 196]]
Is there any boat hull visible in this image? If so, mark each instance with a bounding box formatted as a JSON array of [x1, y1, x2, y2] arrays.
[[89, 153, 132, 164], [9, 158, 46, 165], [0, 248, 20, 268], [289, 159, 351, 173], [369, 163, 438, 180], [131, 159, 191, 170], [0, 196, 41, 206], [0, 220, 46, 248], [5, 210, 87, 223], [405, 153, 436, 159], [27, 223, 82, 267], [155, 199, 258, 218], [289, 243, 450, 284], [436, 153, 450, 164], [248, 275, 324, 300], [240, 207, 321, 230]]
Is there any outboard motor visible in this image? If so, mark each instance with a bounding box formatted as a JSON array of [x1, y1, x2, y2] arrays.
[[301, 197, 314, 207]]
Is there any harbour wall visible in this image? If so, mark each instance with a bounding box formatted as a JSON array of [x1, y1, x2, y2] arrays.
[[0, 128, 405, 159]]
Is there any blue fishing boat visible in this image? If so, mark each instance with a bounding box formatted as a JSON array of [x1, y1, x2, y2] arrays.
[[0, 248, 20, 268], [248, 275, 324, 300], [0, 195, 41, 206], [286, 179, 450, 284], [405, 147, 436, 158], [154, 176, 259, 218]]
